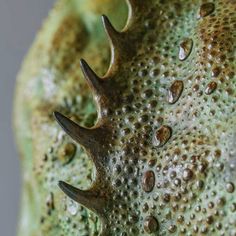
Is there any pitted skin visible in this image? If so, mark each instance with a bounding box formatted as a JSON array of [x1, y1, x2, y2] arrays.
[[14, 0, 236, 235]]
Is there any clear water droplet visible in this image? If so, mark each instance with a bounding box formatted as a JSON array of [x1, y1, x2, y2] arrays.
[[144, 216, 159, 233], [154, 125, 172, 147], [167, 80, 184, 104], [199, 3, 215, 18], [142, 170, 155, 193], [179, 38, 193, 61]]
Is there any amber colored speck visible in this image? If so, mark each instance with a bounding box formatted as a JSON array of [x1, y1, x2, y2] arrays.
[[212, 67, 221, 77], [205, 81, 217, 95]]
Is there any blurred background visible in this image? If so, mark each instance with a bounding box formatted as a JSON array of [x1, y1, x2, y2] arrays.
[[0, 1, 55, 235]]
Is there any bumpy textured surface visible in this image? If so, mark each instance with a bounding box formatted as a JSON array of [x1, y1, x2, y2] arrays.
[[14, 0, 236, 235]]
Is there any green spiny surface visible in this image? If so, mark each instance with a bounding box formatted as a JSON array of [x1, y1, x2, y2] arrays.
[[14, 0, 236, 235]]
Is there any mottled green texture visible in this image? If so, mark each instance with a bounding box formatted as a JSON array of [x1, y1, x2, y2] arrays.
[[14, 0, 236, 235], [14, 0, 127, 235]]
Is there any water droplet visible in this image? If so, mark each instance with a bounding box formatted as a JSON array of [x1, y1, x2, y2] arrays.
[[154, 125, 172, 147], [144, 216, 159, 234], [179, 38, 193, 61], [67, 199, 79, 216], [199, 3, 215, 18], [142, 170, 155, 192], [226, 182, 235, 193], [205, 81, 217, 95], [182, 168, 193, 181], [167, 80, 184, 104]]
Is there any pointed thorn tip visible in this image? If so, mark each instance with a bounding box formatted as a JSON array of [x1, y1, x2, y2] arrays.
[[54, 111, 101, 152], [58, 180, 64, 188], [58, 181, 104, 213], [80, 59, 103, 95], [101, 15, 119, 41], [58, 181, 79, 202], [54, 111, 83, 143], [53, 111, 60, 119]]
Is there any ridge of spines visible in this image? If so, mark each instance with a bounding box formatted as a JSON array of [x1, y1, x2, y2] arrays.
[[78, 15, 136, 110], [58, 181, 105, 214], [54, 2, 140, 234]]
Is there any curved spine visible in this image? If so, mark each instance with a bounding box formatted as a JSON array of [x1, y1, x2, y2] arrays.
[[54, 112, 96, 148], [59, 181, 105, 214], [80, 59, 104, 96], [102, 15, 121, 47]]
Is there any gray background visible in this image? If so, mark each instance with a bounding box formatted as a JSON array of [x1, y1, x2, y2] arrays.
[[0, 1, 55, 235]]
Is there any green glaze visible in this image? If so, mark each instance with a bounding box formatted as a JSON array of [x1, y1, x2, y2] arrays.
[[14, 0, 127, 235], [14, 0, 236, 235]]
